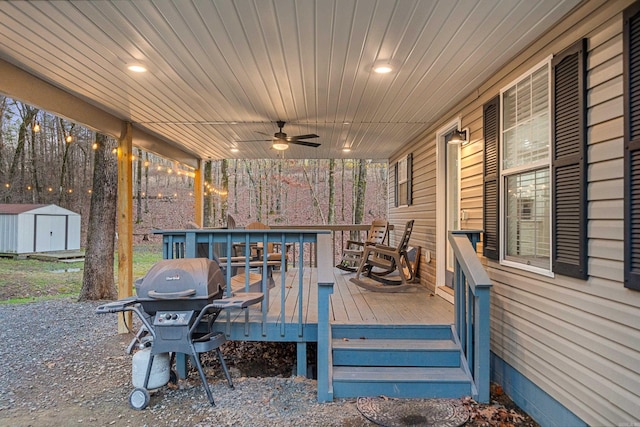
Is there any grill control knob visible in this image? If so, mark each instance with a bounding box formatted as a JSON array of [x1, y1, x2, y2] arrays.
[[165, 313, 172, 320], [171, 314, 178, 320]]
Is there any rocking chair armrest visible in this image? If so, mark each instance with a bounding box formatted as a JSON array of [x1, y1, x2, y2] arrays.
[[369, 244, 396, 255], [345, 239, 365, 247]]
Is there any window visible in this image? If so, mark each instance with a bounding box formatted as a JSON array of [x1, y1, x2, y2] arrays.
[[394, 153, 412, 207], [483, 40, 587, 279], [500, 61, 552, 272]]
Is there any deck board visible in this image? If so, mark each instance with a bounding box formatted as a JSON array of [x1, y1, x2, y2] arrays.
[[223, 267, 453, 343], [236, 267, 453, 325]]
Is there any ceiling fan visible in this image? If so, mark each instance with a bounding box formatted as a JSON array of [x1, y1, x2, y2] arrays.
[[238, 120, 320, 150]]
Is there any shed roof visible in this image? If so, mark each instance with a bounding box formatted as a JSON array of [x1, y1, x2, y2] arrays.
[[0, 204, 48, 214]]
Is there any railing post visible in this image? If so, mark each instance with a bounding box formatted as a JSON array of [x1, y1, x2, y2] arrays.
[[316, 233, 334, 402], [449, 231, 492, 403], [475, 286, 491, 403]]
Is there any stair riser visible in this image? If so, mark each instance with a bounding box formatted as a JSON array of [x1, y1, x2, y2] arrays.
[[332, 325, 452, 340], [333, 381, 471, 399], [333, 350, 460, 367]]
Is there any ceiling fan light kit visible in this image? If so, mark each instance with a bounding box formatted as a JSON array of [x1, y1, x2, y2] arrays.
[[272, 141, 289, 151], [236, 120, 321, 150]]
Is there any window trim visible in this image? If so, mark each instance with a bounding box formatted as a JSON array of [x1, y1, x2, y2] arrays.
[[499, 56, 554, 275]]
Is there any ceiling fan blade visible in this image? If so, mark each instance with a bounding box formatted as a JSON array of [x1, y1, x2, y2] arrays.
[[256, 131, 272, 136], [290, 140, 321, 148], [288, 133, 319, 140], [235, 139, 271, 142]]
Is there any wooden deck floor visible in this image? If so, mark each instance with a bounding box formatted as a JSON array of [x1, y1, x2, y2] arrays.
[[230, 266, 453, 328]]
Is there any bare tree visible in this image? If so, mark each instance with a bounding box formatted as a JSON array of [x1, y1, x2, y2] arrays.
[[328, 159, 335, 224], [135, 148, 142, 223], [221, 159, 229, 222], [353, 159, 367, 229], [78, 133, 118, 301], [203, 160, 213, 226]]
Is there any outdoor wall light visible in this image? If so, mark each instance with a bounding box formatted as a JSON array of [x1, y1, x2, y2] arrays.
[[448, 129, 467, 145], [272, 140, 289, 151]]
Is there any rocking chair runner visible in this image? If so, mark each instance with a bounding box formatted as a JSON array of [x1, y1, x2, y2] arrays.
[[336, 219, 389, 272], [350, 220, 416, 292]]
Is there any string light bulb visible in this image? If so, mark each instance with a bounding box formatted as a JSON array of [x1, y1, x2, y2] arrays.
[[92, 142, 98, 150], [65, 134, 74, 143], [32, 121, 41, 133]]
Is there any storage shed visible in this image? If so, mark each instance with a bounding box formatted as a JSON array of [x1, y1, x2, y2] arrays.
[[0, 204, 81, 254]]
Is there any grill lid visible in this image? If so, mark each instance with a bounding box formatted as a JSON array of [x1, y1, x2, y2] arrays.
[[135, 258, 224, 301]]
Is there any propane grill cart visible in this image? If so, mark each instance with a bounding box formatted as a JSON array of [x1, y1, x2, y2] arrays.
[[96, 258, 263, 410]]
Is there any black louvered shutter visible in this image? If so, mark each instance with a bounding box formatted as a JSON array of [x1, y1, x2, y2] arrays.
[[624, 3, 640, 290], [483, 96, 500, 260], [393, 162, 399, 207], [551, 39, 588, 279], [407, 153, 413, 206]]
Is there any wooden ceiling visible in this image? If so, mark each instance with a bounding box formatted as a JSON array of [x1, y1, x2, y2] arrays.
[[0, 0, 581, 160]]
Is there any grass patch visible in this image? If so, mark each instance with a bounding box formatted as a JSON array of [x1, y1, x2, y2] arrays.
[[0, 244, 163, 302]]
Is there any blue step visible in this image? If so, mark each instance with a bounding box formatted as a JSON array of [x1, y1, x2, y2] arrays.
[[332, 338, 461, 367], [331, 323, 454, 340], [332, 366, 472, 399], [330, 323, 472, 400]]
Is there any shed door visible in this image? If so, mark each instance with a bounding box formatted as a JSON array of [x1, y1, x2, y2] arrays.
[[35, 215, 67, 252]]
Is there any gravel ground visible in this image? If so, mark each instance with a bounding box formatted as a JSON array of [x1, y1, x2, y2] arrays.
[[0, 298, 537, 427], [0, 298, 365, 427]]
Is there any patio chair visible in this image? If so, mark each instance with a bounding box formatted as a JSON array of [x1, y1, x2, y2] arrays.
[[350, 220, 417, 292], [336, 219, 388, 272]]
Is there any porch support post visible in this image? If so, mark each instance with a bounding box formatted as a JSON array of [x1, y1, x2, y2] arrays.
[[117, 122, 134, 334], [316, 232, 334, 402], [194, 159, 203, 227], [296, 342, 307, 377]]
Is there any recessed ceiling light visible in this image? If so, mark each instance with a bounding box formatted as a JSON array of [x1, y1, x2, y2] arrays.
[[127, 64, 147, 73], [342, 147, 351, 152], [230, 147, 239, 153], [373, 64, 393, 74]]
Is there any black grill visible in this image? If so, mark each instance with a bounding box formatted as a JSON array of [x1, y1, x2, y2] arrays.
[[97, 258, 262, 410]]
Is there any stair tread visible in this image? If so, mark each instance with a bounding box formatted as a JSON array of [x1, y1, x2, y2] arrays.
[[333, 366, 470, 382], [332, 338, 459, 351]]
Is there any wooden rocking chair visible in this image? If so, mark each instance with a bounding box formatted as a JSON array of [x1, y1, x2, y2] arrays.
[[336, 219, 388, 272], [350, 220, 416, 292]]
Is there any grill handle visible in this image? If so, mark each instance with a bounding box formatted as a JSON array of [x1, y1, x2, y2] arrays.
[[147, 289, 196, 299]]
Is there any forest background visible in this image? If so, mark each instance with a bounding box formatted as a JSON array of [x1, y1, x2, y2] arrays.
[[0, 96, 389, 246]]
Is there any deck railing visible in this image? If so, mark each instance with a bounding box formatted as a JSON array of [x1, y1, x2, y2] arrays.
[[156, 229, 332, 337], [448, 230, 492, 403]]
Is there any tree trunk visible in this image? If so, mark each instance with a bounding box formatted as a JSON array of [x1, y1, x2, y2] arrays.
[[144, 152, 149, 213], [78, 133, 118, 301], [221, 159, 228, 222], [302, 162, 326, 224], [328, 159, 335, 224], [203, 160, 212, 226], [135, 148, 142, 223], [352, 159, 367, 239], [8, 104, 38, 200]]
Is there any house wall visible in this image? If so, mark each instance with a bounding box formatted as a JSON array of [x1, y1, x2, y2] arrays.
[[389, 0, 640, 425]]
